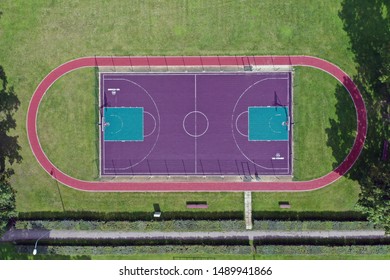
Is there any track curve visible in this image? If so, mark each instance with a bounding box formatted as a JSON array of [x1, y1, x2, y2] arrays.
[[27, 56, 367, 192]]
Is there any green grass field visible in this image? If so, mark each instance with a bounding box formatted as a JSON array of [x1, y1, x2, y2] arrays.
[[0, 0, 360, 214]]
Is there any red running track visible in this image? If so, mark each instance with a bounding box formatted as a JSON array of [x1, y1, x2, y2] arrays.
[[27, 56, 367, 192]]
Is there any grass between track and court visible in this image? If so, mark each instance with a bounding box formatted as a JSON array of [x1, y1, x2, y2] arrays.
[[292, 66, 357, 181], [0, 0, 360, 214]]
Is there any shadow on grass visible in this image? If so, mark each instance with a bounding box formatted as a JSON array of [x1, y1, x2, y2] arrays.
[[0, 65, 22, 234], [336, 0, 390, 181], [326, 0, 390, 229], [339, 0, 390, 94], [0, 243, 91, 260], [0, 66, 22, 173], [325, 83, 357, 171]]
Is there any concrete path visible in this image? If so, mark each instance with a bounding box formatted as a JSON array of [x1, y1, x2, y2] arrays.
[[1, 229, 387, 242], [244, 191, 252, 230]]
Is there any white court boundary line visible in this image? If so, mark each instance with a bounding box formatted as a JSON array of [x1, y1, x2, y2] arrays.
[[195, 75, 197, 174], [104, 73, 289, 175]]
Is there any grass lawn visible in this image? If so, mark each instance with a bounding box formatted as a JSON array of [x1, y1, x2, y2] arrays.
[[293, 67, 357, 181], [0, 0, 361, 213], [0, 244, 90, 260], [50, 189, 244, 213], [252, 177, 361, 212], [38, 68, 99, 181]]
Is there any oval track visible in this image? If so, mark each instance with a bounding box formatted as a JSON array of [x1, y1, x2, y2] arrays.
[[27, 56, 367, 192]]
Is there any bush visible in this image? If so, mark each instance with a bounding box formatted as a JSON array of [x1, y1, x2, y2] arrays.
[[15, 219, 246, 232], [15, 245, 252, 256], [16, 219, 379, 232], [252, 220, 378, 231], [256, 245, 390, 255], [18, 211, 244, 221], [252, 211, 367, 221]]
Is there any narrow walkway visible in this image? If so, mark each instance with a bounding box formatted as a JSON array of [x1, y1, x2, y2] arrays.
[[244, 191, 252, 230], [1, 229, 387, 242]]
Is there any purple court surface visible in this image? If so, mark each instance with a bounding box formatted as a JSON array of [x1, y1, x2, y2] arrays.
[[99, 72, 292, 176]]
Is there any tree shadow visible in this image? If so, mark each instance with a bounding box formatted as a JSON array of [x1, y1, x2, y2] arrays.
[[336, 0, 390, 180], [0, 66, 22, 234], [339, 0, 390, 95], [0, 243, 91, 260], [325, 83, 357, 173], [334, 0, 390, 230], [0, 66, 22, 174]]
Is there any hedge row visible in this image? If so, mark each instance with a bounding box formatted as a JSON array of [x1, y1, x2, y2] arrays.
[[254, 237, 390, 246], [252, 220, 378, 231], [15, 219, 378, 232], [15, 219, 245, 232], [16, 245, 252, 256], [252, 211, 367, 221], [16, 237, 250, 246], [18, 211, 243, 221], [16, 244, 390, 257], [256, 245, 390, 255], [18, 210, 367, 221]]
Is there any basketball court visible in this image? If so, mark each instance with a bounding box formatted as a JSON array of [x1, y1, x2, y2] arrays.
[[99, 71, 292, 177]]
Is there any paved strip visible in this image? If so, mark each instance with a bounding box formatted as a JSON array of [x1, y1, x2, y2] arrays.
[[1, 229, 387, 242], [244, 191, 252, 230], [26, 56, 368, 192]]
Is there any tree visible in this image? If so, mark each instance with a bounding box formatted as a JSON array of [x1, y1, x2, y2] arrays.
[[356, 164, 390, 232], [338, 0, 390, 232], [0, 65, 21, 235]]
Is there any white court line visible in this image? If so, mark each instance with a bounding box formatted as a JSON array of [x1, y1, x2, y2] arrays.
[[287, 75, 290, 174], [100, 72, 291, 76], [194, 74, 197, 174], [144, 111, 157, 137], [102, 74, 105, 173], [183, 111, 209, 137], [102, 73, 291, 174], [98, 72, 102, 177], [235, 111, 248, 137]]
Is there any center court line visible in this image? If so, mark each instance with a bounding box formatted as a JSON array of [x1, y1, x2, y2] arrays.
[[194, 74, 197, 174]]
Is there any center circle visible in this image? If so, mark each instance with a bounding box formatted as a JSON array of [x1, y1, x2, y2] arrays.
[[183, 111, 209, 138]]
